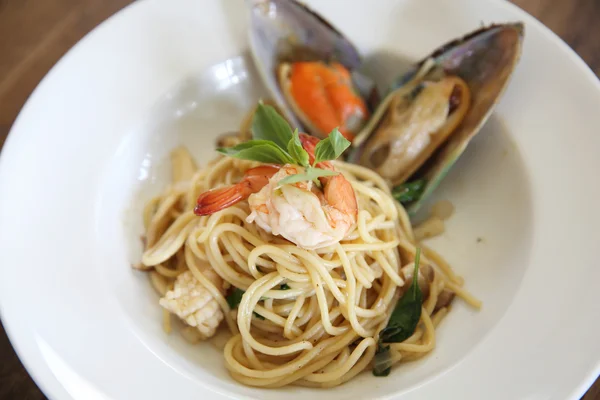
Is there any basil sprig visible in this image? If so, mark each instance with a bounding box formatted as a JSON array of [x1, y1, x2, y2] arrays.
[[278, 166, 338, 186], [251, 102, 294, 150], [392, 179, 426, 205], [218, 140, 296, 164], [287, 129, 309, 167], [373, 248, 424, 377], [226, 287, 265, 320], [314, 128, 350, 164], [217, 101, 351, 184], [226, 288, 245, 309]]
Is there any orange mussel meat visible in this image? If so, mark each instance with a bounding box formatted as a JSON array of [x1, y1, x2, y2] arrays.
[[280, 61, 369, 141]]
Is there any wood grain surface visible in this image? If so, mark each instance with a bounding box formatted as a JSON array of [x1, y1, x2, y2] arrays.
[[0, 0, 599, 399]]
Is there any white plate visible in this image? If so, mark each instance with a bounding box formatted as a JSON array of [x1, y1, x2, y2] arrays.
[[0, 0, 599, 399]]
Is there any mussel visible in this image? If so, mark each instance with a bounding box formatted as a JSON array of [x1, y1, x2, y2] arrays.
[[247, 1, 524, 215], [246, 0, 373, 140], [353, 24, 523, 213]]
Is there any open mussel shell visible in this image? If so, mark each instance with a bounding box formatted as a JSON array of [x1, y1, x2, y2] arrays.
[[246, 0, 373, 138], [351, 23, 524, 215]]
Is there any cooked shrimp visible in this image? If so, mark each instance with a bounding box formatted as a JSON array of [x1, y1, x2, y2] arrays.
[[194, 134, 358, 250], [247, 163, 357, 250]]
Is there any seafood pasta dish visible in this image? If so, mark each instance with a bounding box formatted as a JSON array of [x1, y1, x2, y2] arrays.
[[132, 0, 523, 389], [136, 104, 481, 387]]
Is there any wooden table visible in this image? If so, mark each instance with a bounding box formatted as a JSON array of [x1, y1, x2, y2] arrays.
[[0, 0, 599, 398]]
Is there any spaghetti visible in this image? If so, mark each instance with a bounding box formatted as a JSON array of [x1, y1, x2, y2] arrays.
[[136, 145, 480, 388]]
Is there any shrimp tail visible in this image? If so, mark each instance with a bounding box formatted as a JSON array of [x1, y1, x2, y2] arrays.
[[194, 165, 280, 216], [194, 184, 251, 216]]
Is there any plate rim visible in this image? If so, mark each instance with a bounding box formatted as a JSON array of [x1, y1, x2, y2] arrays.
[[0, 0, 599, 399]]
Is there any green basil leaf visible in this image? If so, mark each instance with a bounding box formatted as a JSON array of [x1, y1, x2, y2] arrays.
[[280, 283, 290, 290], [392, 179, 426, 205], [227, 288, 269, 311], [217, 140, 295, 164], [378, 248, 423, 344], [313, 128, 351, 165], [226, 288, 245, 309], [287, 129, 309, 167], [373, 249, 423, 377], [252, 102, 294, 150], [372, 343, 392, 377], [328, 128, 351, 156], [277, 167, 338, 186]]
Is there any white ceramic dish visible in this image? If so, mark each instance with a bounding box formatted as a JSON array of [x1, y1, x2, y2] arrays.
[[1, 0, 599, 399]]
